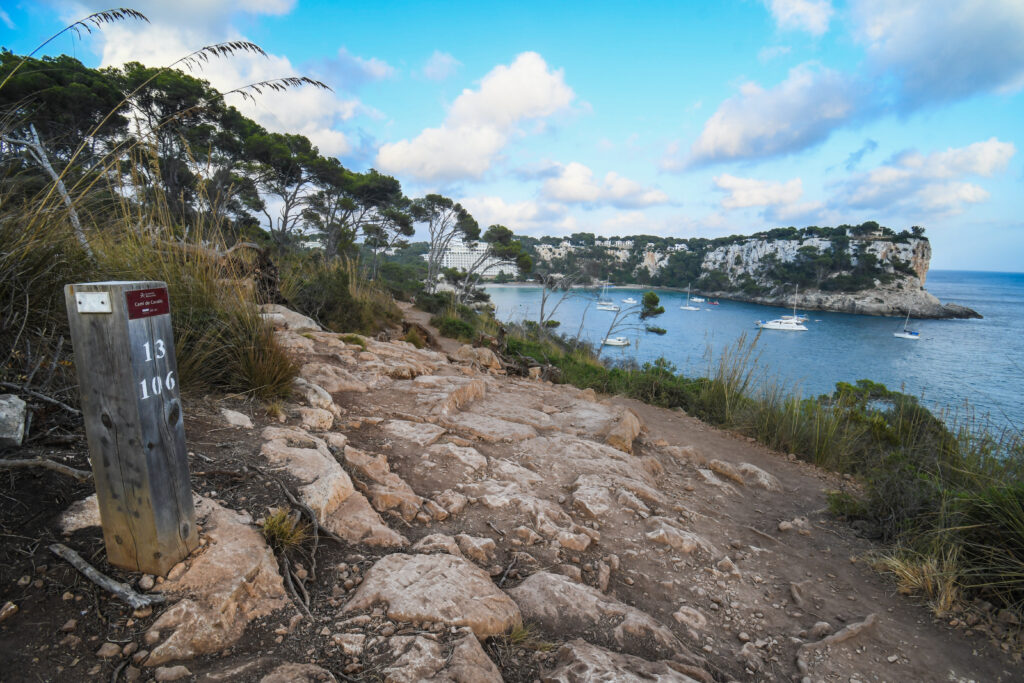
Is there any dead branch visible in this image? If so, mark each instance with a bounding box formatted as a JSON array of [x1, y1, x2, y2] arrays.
[[48, 543, 166, 609], [0, 458, 92, 483], [0, 381, 82, 416]]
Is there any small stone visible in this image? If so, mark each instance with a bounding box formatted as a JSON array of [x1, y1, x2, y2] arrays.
[[154, 665, 192, 681], [122, 642, 138, 657], [131, 650, 149, 666], [16, 575, 30, 587], [778, 521, 794, 532], [60, 618, 77, 632], [96, 642, 122, 658], [138, 575, 155, 591], [887, 654, 899, 663], [143, 630, 161, 646], [124, 666, 142, 682], [132, 606, 152, 619], [624, 577, 634, 585], [165, 562, 187, 582], [738, 632, 750, 642]]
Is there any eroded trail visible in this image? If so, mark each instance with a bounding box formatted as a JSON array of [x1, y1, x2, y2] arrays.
[[41, 306, 1018, 682]]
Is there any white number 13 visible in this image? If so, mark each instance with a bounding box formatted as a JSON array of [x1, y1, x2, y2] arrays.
[[143, 339, 166, 362]]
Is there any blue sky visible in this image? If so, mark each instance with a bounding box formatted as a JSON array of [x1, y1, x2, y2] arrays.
[[3, 0, 1023, 270]]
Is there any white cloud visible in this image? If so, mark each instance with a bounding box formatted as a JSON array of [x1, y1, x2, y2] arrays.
[[323, 47, 395, 85], [671, 63, 864, 168], [0, 9, 15, 29], [714, 174, 803, 209], [758, 45, 792, 62], [834, 138, 1015, 215], [459, 195, 567, 233], [65, 0, 365, 157], [764, 0, 833, 36], [543, 162, 669, 208], [852, 0, 1024, 109], [422, 51, 461, 81], [377, 52, 574, 182]]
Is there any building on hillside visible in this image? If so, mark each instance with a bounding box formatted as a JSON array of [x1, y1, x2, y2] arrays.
[[425, 238, 518, 278]]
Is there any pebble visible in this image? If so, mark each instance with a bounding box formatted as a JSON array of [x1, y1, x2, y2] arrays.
[[122, 642, 138, 657], [16, 575, 30, 587], [138, 575, 155, 591], [154, 665, 192, 681], [60, 619, 77, 632], [887, 654, 899, 663], [738, 632, 751, 642], [96, 642, 122, 658], [131, 650, 149, 666]]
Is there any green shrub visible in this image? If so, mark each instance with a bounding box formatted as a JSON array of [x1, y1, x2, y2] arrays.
[[339, 333, 367, 351], [403, 327, 426, 349], [432, 315, 475, 342], [281, 257, 399, 335]]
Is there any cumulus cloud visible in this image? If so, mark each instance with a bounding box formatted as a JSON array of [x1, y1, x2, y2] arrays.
[[543, 162, 670, 208], [64, 0, 366, 157], [377, 52, 574, 182], [713, 174, 803, 209], [459, 195, 567, 233], [833, 138, 1016, 215], [422, 51, 461, 81], [764, 0, 833, 36], [851, 0, 1024, 109], [670, 63, 865, 168]]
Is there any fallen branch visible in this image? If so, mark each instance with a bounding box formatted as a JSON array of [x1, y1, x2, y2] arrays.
[[0, 458, 92, 483], [0, 381, 82, 416], [48, 543, 166, 610]]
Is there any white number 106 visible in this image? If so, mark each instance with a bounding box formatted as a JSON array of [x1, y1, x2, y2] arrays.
[[139, 371, 176, 400]]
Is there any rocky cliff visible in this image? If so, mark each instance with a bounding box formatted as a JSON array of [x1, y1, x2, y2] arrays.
[[697, 236, 980, 318]]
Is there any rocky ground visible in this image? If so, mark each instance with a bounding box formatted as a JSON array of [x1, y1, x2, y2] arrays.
[[0, 303, 1019, 682]]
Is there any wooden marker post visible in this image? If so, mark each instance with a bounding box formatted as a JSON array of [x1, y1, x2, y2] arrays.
[[65, 281, 198, 575]]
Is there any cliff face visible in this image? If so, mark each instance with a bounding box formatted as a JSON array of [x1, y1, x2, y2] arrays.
[[700, 236, 930, 286], [696, 236, 978, 318]]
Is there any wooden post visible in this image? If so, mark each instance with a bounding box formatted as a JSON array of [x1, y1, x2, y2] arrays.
[[65, 281, 198, 575]]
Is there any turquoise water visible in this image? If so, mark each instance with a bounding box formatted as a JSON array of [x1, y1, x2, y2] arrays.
[[485, 271, 1024, 432]]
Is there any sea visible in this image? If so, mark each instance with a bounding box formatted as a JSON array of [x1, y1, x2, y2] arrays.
[[485, 270, 1024, 434]]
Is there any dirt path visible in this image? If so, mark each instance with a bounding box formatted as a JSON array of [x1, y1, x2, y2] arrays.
[[0, 306, 1018, 682]]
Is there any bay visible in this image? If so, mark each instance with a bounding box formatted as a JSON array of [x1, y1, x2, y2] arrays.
[[485, 270, 1024, 433]]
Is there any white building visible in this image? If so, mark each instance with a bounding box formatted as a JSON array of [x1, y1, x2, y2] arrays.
[[427, 239, 518, 278]]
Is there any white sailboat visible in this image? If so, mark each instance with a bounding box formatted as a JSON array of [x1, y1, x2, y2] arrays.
[[680, 284, 700, 311], [756, 285, 808, 331], [596, 282, 620, 311], [894, 311, 920, 340]]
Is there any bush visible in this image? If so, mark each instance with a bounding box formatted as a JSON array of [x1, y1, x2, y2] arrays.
[[403, 327, 426, 349], [432, 315, 475, 342], [282, 257, 400, 335]]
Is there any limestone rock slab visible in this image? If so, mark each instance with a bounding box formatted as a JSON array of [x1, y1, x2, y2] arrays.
[[382, 420, 446, 447], [605, 408, 642, 454], [508, 572, 693, 660], [260, 427, 354, 522], [441, 412, 537, 443], [299, 362, 368, 393], [324, 491, 407, 548], [382, 632, 502, 683], [343, 553, 521, 639], [146, 498, 287, 665], [259, 304, 321, 332], [542, 639, 706, 683]]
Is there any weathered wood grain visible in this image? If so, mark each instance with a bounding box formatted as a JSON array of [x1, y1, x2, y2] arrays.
[[65, 281, 197, 575]]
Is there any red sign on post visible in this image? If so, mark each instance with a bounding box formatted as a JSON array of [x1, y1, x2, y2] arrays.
[[126, 287, 170, 319]]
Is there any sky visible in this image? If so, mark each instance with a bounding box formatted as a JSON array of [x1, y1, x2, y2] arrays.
[[3, 0, 1024, 271]]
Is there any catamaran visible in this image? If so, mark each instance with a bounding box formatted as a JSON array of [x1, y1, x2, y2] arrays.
[[894, 312, 920, 340], [756, 285, 808, 331], [680, 284, 700, 311]]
